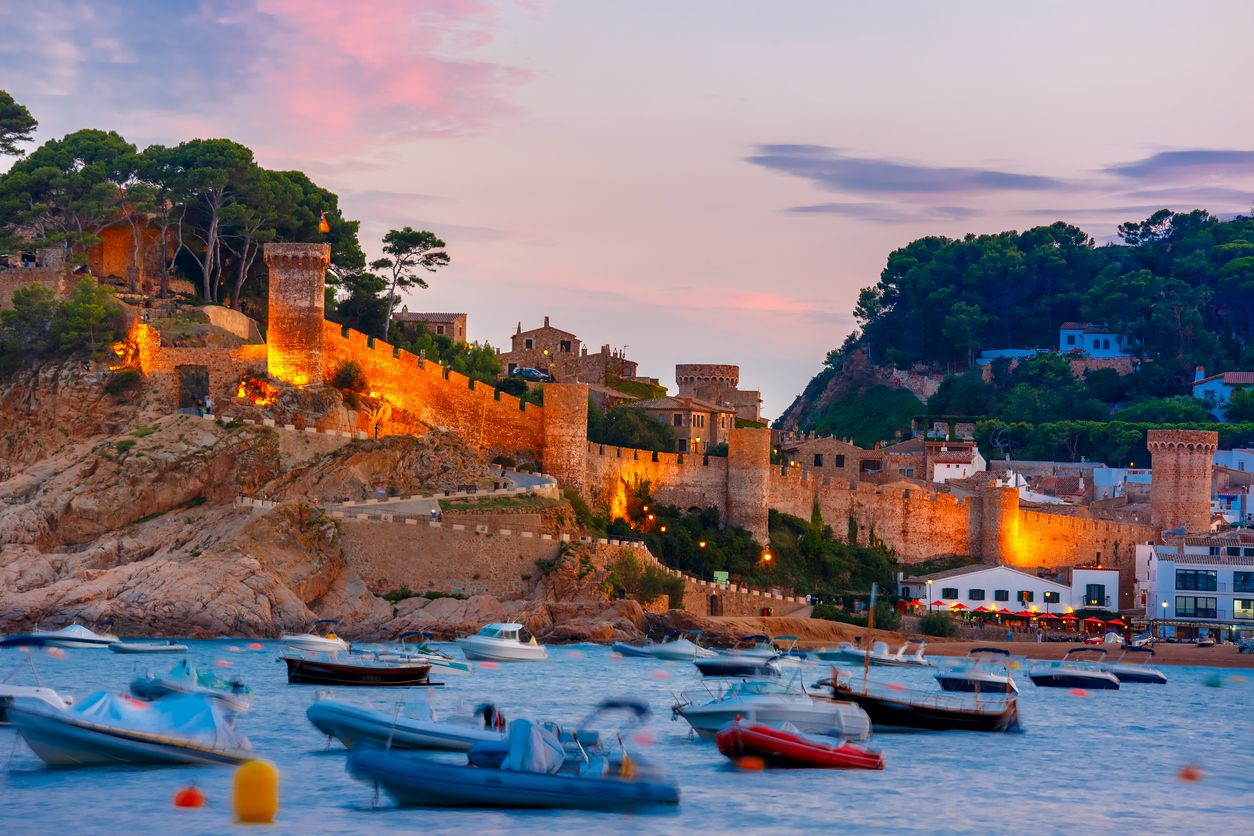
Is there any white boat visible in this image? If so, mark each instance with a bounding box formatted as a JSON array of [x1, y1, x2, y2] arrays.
[[816, 638, 933, 668], [934, 647, 1019, 694], [7, 691, 253, 766], [672, 679, 872, 741], [610, 640, 657, 657], [456, 623, 548, 662], [1101, 647, 1168, 684], [130, 659, 252, 712], [393, 632, 473, 674], [649, 630, 718, 661], [0, 685, 72, 725], [280, 619, 350, 653], [1, 624, 121, 649], [108, 640, 188, 654], [1029, 648, 1121, 690], [307, 697, 506, 751]]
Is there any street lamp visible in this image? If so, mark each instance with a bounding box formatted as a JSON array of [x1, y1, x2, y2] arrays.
[[1160, 599, 1168, 639], [927, 579, 933, 612]]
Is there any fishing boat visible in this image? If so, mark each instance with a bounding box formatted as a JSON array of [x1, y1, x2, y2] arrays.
[[129, 659, 252, 712], [934, 647, 1020, 694], [1, 623, 120, 649], [716, 720, 885, 769], [818, 676, 1022, 733], [673, 678, 872, 741], [816, 638, 933, 668], [0, 685, 72, 725], [282, 652, 434, 686], [1101, 647, 1167, 684], [279, 619, 350, 654], [648, 630, 718, 661], [307, 697, 506, 751], [456, 623, 548, 662], [347, 718, 680, 811], [1028, 648, 1121, 690], [7, 691, 253, 767], [108, 640, 188, 654]]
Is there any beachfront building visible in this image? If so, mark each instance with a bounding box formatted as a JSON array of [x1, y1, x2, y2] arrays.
[[898, 563, 1119, 613], [1136, 533, 1254, 640]]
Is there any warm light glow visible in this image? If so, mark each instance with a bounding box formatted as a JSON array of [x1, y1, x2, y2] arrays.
[[236, 377, 280, 406], [647, 514, 655, 521], [660, 525, 667, 533], [642, 505, 649, 512], [698, 541, 707, 548], [762, 551, 772, 562]]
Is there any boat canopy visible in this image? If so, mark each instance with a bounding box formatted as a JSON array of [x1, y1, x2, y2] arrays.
[[72, 691, 248, 752], [773, 635, 799, 641], [502, 719, 565, 774], [314, 619, 339, 626]]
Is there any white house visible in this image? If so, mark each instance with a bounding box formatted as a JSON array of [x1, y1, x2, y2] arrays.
[[1192, 367, 1254, 422], [1214, 448, 1254, 472], [926, 441, 986, 484], [994, 469, 1065, 504], [899, 563, 1119, 613], [1089, 466, 1153, 500], [1135, 534, 1254, 640], [1058, 322, 1129, 358]]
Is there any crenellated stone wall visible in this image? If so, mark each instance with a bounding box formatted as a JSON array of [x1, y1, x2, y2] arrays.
[[1147, 429, 1217, 534], [265, 243, 330, 386]]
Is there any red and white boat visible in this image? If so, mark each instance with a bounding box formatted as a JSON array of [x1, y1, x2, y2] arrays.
[[715, 720, 884, 770]]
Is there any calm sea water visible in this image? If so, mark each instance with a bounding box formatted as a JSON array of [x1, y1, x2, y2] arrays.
[[1, 641, 1250, 835]]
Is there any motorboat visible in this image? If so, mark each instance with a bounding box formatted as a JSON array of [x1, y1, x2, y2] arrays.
[[610, 640, 657, 657], [280, 619, 350, 654], [693, 654, 779, 678], [7, 691, 253, 767], [934, 647, 1020, 694], [1101, 647, 1168, 685], [395, 632, 473, 674], [817, 675, 1021, 733], [108, 640, 188, 654], [130, 659, 252, 712], [1028, 648, 1121, 690], [282, 652, 433, 686], [456, 623, 548, 662], [672, 678, 872, 741], [648, 630, 718, 661], [716, 720, 884, 770], [347, 718, 680, 811], [816, 638, 933, 668], [1, 623, 120, 649], [1, 685, 72, 725], [308, 697, 506, 751]]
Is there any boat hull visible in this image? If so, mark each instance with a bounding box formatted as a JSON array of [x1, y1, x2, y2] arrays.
[[693, 657, 778, 677], [1029, 671, 1120, 689], [109, 642, 188, 654], [1103, 665, 1167, 684], [934, 673, 1019, 695], [678, 701, 871, 741], [0, 687, 70, 725], [283, 657, 432, 686], [348, 747, 680, 810], [826, 683, 1021, 732], [307, 702, 503, 752], [6, 705, 250, 767], [650, 639, 717, 661], [456, 637, 548, 662], [610, 642, 655, 658], [716, 723, 884, 770]]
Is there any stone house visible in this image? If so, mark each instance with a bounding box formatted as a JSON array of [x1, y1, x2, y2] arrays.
[[497, 316, 639, 384], [777, 434, 880, 480], [633, 395, 735, 454], [392, 308, 468, 344]]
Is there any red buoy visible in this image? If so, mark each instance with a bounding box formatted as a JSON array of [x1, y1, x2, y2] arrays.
[[174, 786, 206, 808]]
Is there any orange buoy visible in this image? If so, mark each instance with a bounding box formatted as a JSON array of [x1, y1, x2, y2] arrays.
[[234, 760, 279, 823], [735, 755, 766, 771], [173, 785, 206, 808], [1177, 764, 1202, 782]]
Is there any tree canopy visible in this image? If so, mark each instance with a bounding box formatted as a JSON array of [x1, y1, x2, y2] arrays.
[[0, 90, 36, 157]]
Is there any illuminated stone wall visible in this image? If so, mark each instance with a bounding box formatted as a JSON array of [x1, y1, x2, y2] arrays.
[[1147, 429, 1218, 534], [585, 442, 729, 520], [542, 383, 589, 492], [727, 427, 771, 539], [265, 243, 330, 386]]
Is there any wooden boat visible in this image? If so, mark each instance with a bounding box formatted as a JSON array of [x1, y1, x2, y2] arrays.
[[818, 678, 1021, 733], [716, 721, 884, 769], [282, 653, 433, 686]]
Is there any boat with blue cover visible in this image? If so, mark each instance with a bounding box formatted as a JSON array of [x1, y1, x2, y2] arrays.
[[308, 697, 506, 751], [347, 718, 680, 810]]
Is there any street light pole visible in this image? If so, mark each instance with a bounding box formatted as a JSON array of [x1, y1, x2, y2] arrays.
[[927, 579, 933, 612]]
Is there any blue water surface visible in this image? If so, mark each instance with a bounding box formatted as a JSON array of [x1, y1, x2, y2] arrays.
[[1, 641, 1250, 835]]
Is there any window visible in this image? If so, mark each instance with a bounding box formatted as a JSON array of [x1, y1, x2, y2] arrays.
[[1235, 599, 1254, 620], [524, 338, 534, 349], [1208, 546, 1221, 556], [559, 340, 572, 353], [1043, 591, 1060, 604], [507, 363, 517, 375], [834, 454, 846, 468], [673, 414, 683, 427], [1102, 339, 1111, 350], [968, 589, 985, 600], [1066, 334, 1076, 346], [1084, 584, 1106, 608], [1017, 590, 1034, 603], [900, 468, 914, 477], [941, 587, 958, 600], [1176, 569, 1217, 591], [1226, 547, 1240, 557], [994, 589, 1010, 602], [1245, 548, 1254, 557], [677, 438, 689, 453], [814, 454, 823, 467], [1235, 573, 1254, 594], [436, 325, 445, 335], [1175, 596, 1217, 619]]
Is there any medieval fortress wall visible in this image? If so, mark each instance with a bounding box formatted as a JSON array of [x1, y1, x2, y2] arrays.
[[108, 244, 1212, 603]]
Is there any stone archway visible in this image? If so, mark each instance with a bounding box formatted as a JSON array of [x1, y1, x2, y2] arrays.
[[708, 594, 723, 616]]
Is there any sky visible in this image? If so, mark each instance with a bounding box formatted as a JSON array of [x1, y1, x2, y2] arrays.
[[3, 0, 1254, 417]]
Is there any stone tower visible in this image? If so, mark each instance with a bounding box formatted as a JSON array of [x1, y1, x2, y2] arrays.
[[976, 484, 1020, 564], [1148, 429, 1218, 534], [542, 382, 589, 493], [675, 363, 739, 400], [265, 242, 331, 386], [726, 426, 771, 542]]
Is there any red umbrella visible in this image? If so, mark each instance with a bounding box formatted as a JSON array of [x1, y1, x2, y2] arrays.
[[1037, 612, 1059, 620], [1016, 610, 1036, 618], [950, 603, 969, 611], [907, 599, 924, 607], [930, 600, 946, 608], [1104, 618, 1127, 627], [972, 606, 991, 613], [1059, 612, 1078, 620], [1081, 617, 1105, 625]]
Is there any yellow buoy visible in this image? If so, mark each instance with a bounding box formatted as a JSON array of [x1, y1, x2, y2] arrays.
[[233, 759, 279, 824]]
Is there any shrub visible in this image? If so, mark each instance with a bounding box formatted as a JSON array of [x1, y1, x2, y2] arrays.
[[920, 612, 959, 637], [105, 368, 143, 396], [114, 439, 136, 454], [605, 555, 685, 609], [330, 359, 368, 393]]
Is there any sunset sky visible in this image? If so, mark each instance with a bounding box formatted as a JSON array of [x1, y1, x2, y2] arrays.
[[4, 0, 1254, 416]]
